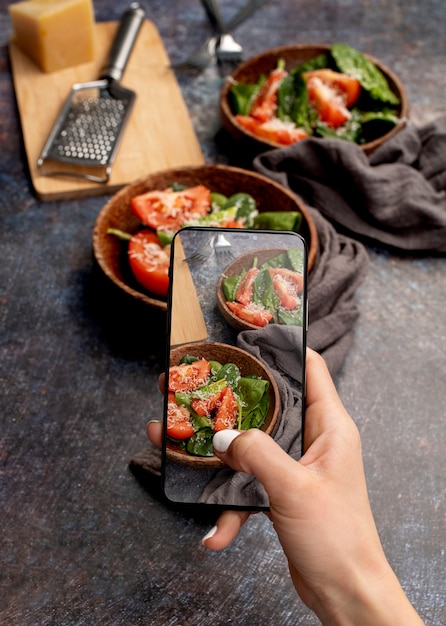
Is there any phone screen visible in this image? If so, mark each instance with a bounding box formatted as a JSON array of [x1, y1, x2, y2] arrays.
[[162, 227, 307, 510]]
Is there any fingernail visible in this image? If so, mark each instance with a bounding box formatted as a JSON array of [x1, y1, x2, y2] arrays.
[[146, 420, 162, 426], [201, 525, 217, 545], [213, 429, 241, 454]]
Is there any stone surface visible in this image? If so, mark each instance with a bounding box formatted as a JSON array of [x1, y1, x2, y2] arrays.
[[1, 1, 445, 624]]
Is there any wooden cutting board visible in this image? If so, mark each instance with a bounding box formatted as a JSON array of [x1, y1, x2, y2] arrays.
[[170, 236, 208, 347], [9, 20, 204, 201]]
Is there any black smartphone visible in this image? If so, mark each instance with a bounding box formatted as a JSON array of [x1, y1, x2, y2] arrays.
[[162, 227, 307, 510]]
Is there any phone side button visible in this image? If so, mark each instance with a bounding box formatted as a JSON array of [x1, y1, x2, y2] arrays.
[[306, 299, 309, 332]]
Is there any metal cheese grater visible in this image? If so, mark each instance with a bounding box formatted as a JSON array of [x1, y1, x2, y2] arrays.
[[37, 3, 146, 184]]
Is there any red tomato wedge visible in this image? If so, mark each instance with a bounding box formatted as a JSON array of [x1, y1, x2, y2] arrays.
[[249, 67, 288, 122], [167, 392, 195, 440], [269, 267, 304, 293], [128, 230, 170, 297], [130, 185, 211, 232], [190, 387, 225, 417], [270, 274, 300, 310], [226, 301, 273, 327], [303, 69, 361, 107], [213, 386, 238, 432], [168, 359, 211, 393], [236, 114, 308, 146], [235, 267, 260, 306], [304, 70, 360, 128]]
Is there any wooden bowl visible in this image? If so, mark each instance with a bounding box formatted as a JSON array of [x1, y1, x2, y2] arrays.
[[220, 44, 409, 155], [166, 342, 280, 468], [92, 164, 318, 310], [217, 248, 305, 332]]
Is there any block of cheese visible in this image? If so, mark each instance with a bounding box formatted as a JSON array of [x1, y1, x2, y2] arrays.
[[9, 0, 96, 73]]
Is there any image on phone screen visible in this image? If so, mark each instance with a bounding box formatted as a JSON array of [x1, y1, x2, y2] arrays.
[[162, 227, 307, 510]]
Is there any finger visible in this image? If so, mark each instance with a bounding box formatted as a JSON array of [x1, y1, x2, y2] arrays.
[[305, 348, 343, 410], [201, 509, 252, 551], [213, 429, 302, 501], [303, 349, 351, 448], [146, 420, 163, 447]]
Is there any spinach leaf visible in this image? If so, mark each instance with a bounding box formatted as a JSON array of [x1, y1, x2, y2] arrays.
[[215, 363, 241, 387], [241, 391, 270, 430], [170, 183, 188, 191], [252, 270, 280, 320], [236, 377, 269, 415], [223, 192, 258, 227], [253, 211, 302, 232], [184, 427, 215, 457], [286, 248, 305, 273], [210, 192, 228, 210], [259, 252, 290, 270], [222, 269, 246, 301], [209, 360, 222, 376], [180, 355, 199, 364], [331, 43, 400, 105], [278, 306, 303, 327], [229, 77, 266, 115], [293, 53, 329, 74], [314, 109, 362, 143]]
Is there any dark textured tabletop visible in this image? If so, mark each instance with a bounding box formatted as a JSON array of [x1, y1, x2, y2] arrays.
[[1, 1, 445, 624]]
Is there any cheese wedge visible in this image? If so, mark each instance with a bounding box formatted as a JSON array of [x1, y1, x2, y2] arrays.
[[9, 0, 96, 73]]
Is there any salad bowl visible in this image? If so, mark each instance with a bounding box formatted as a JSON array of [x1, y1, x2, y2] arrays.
[[217, 248, 305, 332], [220, 43, 408, 155], [166, 341, 280, 468], [93, 164, 318, 310]]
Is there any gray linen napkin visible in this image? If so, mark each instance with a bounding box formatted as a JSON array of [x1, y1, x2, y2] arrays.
[[254, 115, 446, 253], [306, 206, 369, 375]]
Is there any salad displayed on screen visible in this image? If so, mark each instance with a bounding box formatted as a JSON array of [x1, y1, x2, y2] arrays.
[[167, 355, 270, 458], [222, 248, 305, 327]]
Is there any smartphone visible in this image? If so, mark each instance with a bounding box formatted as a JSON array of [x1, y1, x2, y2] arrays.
[[162, 227, 307, 510]]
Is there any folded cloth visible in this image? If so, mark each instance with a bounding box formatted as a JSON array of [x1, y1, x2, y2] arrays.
[[306, 207, 369, 375], [254, 115, 446, 253]]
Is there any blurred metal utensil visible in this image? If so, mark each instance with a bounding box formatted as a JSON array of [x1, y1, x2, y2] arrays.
[[200, 0, 243, 64], [183, 235, 216, 264], [171, 0, 267, 72], [214, 233, 234, 262]]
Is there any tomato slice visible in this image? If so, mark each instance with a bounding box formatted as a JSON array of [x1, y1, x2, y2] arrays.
[[303, 69, 361, 107], [304, 71, 357, 128], [191, 387, 225, 417], [235, 267, 260, 306], [249, 67, 288, 122], [213, 386, 238, 432], [271, 274, 299, 310], [226, 301, 273, 327], [128, 230, 170, 297], [167, 392, 195, 440], [168, 359, 211, 393], [236, 115, 308, 146], [130, 185, 211, 232], [269, 267, 304, 293]]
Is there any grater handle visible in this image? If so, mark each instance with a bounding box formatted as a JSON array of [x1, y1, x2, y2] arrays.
[[99, 3, 146, 83]]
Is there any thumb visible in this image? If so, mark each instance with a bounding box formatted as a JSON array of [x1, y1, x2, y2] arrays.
[[213, 428, 303, 501]]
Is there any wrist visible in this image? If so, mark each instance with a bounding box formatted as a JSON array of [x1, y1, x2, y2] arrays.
[[313, 559, 424, 626]]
